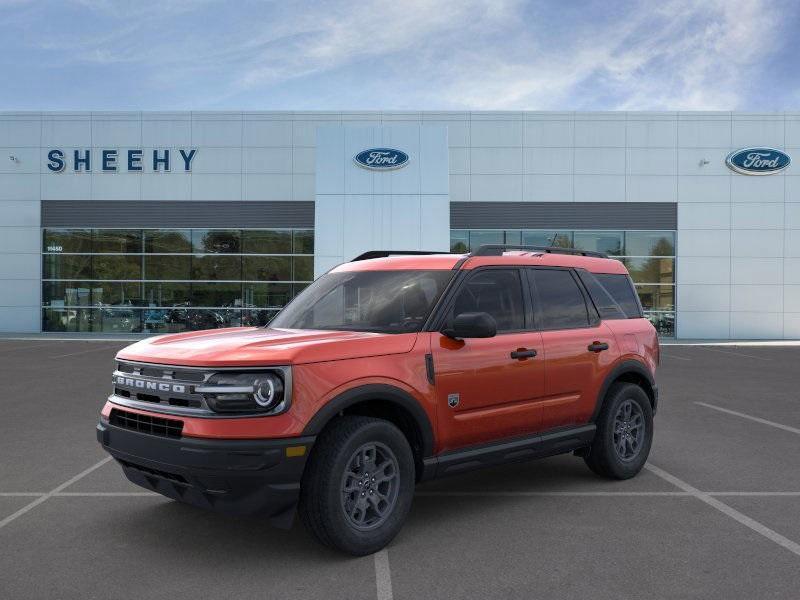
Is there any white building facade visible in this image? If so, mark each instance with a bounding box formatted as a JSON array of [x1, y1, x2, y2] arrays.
[[0, 110, 798, 339]]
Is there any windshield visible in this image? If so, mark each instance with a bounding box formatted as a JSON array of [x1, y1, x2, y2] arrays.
[[270, 270, 454, 334]]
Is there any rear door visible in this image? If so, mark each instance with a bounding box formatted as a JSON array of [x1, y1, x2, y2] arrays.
[[431, 267, 545, 451], [527, 268, 619, 430]]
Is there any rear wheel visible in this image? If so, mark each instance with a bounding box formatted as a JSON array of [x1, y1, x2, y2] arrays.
[[299, 416, 415, 555], [584, 382, 653, 479]]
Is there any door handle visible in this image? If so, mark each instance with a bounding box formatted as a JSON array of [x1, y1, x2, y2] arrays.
[[510, 348, 537, 360], [588, 341, 609, 353]]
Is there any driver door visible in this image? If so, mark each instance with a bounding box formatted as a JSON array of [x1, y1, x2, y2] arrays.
[[430, 268, 545, 451]]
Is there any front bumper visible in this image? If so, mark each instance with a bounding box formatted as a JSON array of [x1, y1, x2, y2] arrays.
[[97, 418, 315, 528]]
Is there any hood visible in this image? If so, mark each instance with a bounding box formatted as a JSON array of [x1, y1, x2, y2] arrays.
[[116, 327, 418, 367]]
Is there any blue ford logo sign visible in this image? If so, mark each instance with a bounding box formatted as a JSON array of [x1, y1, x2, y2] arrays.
[[354, 148, 409, 170], [726, 147, 790, 175]]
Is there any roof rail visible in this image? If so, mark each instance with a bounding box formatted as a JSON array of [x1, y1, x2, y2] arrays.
[[350, 250, 452, 262], [472, 244, 608, 259]]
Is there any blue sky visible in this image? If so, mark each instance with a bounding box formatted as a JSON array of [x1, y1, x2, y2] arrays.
[[2, 0, 798, 111]]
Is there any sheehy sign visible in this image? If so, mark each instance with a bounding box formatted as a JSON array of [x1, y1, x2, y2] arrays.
[[46, 149, 197, 172]]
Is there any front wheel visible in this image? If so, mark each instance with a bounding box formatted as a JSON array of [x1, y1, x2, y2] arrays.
[[584, 382, 653, 479], [298, 416, 415, 556]]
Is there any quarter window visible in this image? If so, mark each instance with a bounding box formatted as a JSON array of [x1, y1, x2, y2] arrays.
[[532, 269, 590, 330]]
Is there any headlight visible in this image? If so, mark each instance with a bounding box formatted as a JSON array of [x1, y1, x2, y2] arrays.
[[196, 371, 288, 415]]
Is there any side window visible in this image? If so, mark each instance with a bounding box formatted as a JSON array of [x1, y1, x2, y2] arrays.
[[448, 269, 525, 332], [532, 269, 590, 330], [594, 273, 643, 318], [576, 270, 627, 320]]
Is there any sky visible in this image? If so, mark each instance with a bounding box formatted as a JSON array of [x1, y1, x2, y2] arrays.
[[1, 0, 799, 111]]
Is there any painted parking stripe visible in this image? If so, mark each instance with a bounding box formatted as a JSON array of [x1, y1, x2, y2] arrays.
[[4, 490, 800, 498], [48, 344, 124, 359], [696, 402, 800, 436], [660, 353, 691, 361], [698, 347, 771, 361], [646, 463, 800, 558], [0, 457, 112, 530], [0, 342, 66, 355], [416, 491, 691, 497], [374, 549, 393, 600]]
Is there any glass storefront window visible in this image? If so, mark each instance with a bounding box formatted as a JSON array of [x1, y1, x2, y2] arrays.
[[191, 229, 241, 253], [191, 255, 243, 280], [43, 229, 92, 253], [93, 229, 142, 253], [468, 230, 504, 250], [625, 231, 675, 257], [92, 255, 142, 280], [635, 285, 675, 311], [43, 254, 92, 279], [520, 230, 573, 248], [574, 231, 624, 256], [243, 256, 291, 281], [144, 230, 192, 253], [144, 255, 192, 280], [243, 230, 292, 254], [293, 229, 314, 254], [42, 228, 315, 334], [450, 230, 469, 253], [624, 257, 674, 285]]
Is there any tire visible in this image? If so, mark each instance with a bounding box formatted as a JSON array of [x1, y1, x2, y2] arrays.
[[584, 382, 653, 480], [298, 416, 415, 556]]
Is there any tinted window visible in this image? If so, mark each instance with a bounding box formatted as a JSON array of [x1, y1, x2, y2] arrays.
[[576, 271, 626, 320], [449, 269, 525, 332], [532, 269, 589, 329], [594, 274, 642, 318]]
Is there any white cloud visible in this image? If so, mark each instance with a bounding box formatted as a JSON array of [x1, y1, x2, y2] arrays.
[[2, 0, 794, 109]]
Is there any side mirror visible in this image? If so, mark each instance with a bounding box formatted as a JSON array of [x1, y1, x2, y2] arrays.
[[442, 312, 497, 339]]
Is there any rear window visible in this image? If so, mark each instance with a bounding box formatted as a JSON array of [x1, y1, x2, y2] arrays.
[[593, 273, 643, 318]]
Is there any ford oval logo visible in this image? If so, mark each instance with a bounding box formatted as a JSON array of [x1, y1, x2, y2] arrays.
[[726, 147, 790, 175], [354, 148, 409, 170]]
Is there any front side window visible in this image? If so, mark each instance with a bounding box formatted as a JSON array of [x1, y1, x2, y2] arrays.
[[271, 270, 453, 334], [532, 269, 590, 330], [447, 269, 525, 332]]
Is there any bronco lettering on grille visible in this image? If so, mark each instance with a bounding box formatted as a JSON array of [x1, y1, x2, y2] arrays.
[[114, 375, 186, 394]]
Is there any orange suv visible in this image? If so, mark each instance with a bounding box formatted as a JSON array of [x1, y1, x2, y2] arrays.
[[97, 245, 659, 555]]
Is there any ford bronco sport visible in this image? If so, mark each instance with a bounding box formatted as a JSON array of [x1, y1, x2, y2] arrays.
[[97, 245, 659, 555]]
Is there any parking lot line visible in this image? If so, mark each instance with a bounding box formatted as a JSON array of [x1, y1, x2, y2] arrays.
[[696, 402, 800, 436], [374, 549, 393, 600], [415, 491, 690, 497], [54, 492, 158, 497], [645, 463, 800, 558], [0, 342, 63, 355], [48, 344, 123, 359], [698, 347, 772, 361], [0, 457, 111, 530], [660, 352, 691, 361]]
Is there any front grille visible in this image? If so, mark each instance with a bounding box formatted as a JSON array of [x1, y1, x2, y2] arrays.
[[117, 362, 205, 382], [112, 360, 212, 415], [110, 408, 183, 439]]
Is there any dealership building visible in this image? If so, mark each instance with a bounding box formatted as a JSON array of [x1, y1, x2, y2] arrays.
[[0, 110, 798, 339]]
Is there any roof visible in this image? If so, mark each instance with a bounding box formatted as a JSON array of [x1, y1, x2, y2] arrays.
[[334, 251, 629, 275]]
